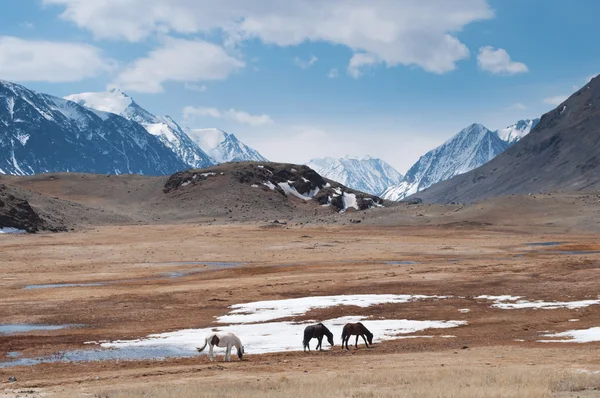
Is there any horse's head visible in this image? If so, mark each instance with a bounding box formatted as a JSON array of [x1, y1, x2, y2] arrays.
[[366, 332, 374, 345], [237, 345, 244, 359], [327, 334, 334, 346]]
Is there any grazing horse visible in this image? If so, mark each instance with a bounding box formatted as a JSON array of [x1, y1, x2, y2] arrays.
[[303, 323, 334, 351], [341, 322, 373, 350], [197, 332, 244, 362]]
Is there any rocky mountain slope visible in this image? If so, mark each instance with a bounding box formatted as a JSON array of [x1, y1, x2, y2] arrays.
[[307, 156, 403, 196], [416, 76, 600, 203], [381, 119, 538, 201], [0, 80, 188, 176]]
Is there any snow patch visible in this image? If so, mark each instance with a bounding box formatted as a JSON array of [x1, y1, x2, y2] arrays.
[[477, 295, 600, 310], [0, 228, 26, 234], [217, 294, 449, 324], [539, 327, 600, 343]]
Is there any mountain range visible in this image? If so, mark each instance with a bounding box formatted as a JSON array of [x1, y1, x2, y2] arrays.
[[415, 76, 600, 203], [380, 119, 539, 201], [0, 80, 187, 176], [0, 80, 267, 177], [307, 156, 403, 196]]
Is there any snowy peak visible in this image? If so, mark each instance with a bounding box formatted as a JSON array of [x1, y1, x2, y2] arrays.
[[65, 89, 213, 168], [381, 123, 507, 201], [184, 128, 268, 163], [496, 118, 540, 144], [307, 156, 403, 196]]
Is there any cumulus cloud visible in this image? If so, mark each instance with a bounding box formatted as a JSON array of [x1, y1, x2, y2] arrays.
[[543, 95, 568, 106], [184, 82, 207, 92], [477, 46, 528, 75], [294, 55, 318, 69], [183, 106, 274, 126], [112, 37, 244, 93], [45, 0, 494, 75], [0, 36, 114, 82], [348, 53, 379, 78], [327, 68, 339, 78]]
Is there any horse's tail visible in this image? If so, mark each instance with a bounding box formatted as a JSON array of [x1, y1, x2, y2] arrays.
[[196, 337, 209, 353], [341, 325, 347, 340]]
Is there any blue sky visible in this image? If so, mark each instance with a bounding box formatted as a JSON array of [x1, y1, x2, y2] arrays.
[[0, 0, 598, 172]]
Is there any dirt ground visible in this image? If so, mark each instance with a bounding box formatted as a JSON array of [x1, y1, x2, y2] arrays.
[[2, 222, 600, 397]]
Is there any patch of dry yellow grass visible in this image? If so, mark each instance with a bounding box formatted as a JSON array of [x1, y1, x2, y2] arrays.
[[96, 367, 600, 398]]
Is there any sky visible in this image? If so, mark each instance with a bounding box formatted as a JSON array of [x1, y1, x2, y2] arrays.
[[1, 0, 599, 173]]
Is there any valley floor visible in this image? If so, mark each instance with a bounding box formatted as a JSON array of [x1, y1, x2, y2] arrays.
[[1, 223, 600, 397]]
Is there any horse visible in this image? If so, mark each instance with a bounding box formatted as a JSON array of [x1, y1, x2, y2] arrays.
[[341, 322, 373, 350], [197, 332, 244, 362], [303, 323, 334, 351]]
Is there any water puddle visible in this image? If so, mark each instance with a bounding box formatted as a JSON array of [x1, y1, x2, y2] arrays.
[[0, 324, 81, 335], [385, 261, 418, 265], [24, 282, 107, 290], [7, 352, 21, 358], [23, 262, 247, 290], [526, 242, 567, 247]]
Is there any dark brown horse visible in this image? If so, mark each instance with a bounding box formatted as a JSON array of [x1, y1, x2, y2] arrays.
[[303, 323, 334, 351], [341, 322, 373, 350]]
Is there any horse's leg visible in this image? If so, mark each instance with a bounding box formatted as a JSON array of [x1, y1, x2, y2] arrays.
[[344, 336, 349, 350], [361, 334, 370, 348], [209, 344, 214, 362], [355, 335, 359, 348], [225, 345, 231, 362], [317, 337, 323, 351]]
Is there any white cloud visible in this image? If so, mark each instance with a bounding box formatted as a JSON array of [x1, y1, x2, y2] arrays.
[[543, 95, 568, 106], [184, 82, 207, 92], [509, 102, 527, 111], [294, 55, 318, 69], [112, 37, 244, 93], [348, 53, 379, 78], [327, 68, 339, 78], [183, 106, 274, 126], [477, 46, 528, 75], [0, 36, 114, 83], [45, 0, 494, 75]]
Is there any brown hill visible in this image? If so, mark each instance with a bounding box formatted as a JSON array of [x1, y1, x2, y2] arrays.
[[0, 162, 385, 230]]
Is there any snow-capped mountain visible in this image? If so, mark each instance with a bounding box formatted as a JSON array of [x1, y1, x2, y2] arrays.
[[381, 120, 539, 201], [496, 118, 539, 144], [0, 80, 188, 176], [65, 89, 214, 169], [307, 155, 403, 196], [184, 128, 268, 163]]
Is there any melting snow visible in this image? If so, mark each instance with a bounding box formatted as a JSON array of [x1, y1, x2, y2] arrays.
[[341, 192, 359, 212], [539, 327, 600, 343], [277, 182, 316, 201], [477, 295, 600, 310], [217, 294, 448, 324], [99, 315, 465, 356], [263, 181, 276, 190]]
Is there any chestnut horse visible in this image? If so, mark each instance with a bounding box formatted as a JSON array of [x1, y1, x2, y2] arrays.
[[303, 323, 334, 351], [341, 322, 373, 350]]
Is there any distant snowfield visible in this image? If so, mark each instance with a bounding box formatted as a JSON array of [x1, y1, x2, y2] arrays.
[[100, 294, 465, 355], [539, 327, 600, 343], [476, 295, 600, 310]]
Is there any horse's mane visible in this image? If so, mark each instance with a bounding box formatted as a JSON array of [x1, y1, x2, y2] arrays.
[[359, 323, 373, 338]]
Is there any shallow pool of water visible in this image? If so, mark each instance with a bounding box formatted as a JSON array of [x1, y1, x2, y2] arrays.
[[24, 282, 107, 290], [0, 324, 81, 335], [527, 242, 567, 247], [385, 261, 418, 265]]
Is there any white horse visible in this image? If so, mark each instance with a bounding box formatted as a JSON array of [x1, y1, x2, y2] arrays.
[[197, 332, 244, 362]]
